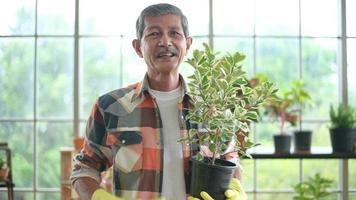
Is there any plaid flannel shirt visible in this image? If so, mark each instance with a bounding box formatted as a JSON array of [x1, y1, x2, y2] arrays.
[[70, 74, 196, 199]]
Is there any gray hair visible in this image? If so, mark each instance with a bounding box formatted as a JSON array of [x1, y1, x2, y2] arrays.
[[136, 3, 189, 40]]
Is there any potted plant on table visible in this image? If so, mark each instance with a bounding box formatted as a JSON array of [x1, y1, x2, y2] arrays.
[[293, 173, 333, 200], [265, 80, 311, 154], [180, 43, 277, 199], [329, 104, 356, 153], [0, 157, 9, 181]]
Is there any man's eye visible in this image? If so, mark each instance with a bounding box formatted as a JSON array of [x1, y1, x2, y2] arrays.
[[171, 31, 182, 36], [148, 32, 159, 37], [171, 31, 184, 38]]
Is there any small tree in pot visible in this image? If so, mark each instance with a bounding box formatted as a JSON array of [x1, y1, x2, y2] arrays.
[[180, 43, 277, 199], [288, 80, 312, 153], [329, 104, 356, 153], [265, 80, 311, 154]]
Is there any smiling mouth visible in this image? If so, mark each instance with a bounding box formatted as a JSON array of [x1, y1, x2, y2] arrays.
[[155, 47, 178, 58], [156, 52, 176, 58]]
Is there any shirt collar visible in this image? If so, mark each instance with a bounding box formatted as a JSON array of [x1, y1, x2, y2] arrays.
[[131, 73, 190, 102]]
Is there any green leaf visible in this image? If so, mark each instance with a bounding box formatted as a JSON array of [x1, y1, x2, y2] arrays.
[[198, 57, 207, 66], [209, 143, 216, 153], [245, 111, 258, 122], [196, 154, 204, 161], [234, 78, 247, 85]]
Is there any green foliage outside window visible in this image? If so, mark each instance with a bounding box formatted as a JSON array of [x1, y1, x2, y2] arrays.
[[293, 173, 333, 200]]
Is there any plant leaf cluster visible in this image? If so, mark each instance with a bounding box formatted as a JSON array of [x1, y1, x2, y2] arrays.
[[329, 104, 356, 129], [264, 79, 311, 134], [181, 43, 277, 164], [293, 173, 333, 200]]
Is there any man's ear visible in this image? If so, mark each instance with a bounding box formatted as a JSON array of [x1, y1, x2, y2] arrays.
[[185, 37, 193, 56], [132, 39, 143, 58]]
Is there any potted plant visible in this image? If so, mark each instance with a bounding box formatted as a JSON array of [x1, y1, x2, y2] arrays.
[[181, 43, 277, 199], [289, 80, 312, 153], [265, 80, 311, 154], [293, 173, 333, 200], [329, 104, 356, 153], [0, 157, 9, 181]]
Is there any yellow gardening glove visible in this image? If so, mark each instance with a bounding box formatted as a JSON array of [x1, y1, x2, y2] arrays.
[[187, 178, 247, 200], [92, 188, 166, 200], [91, 189, 122, 200], [223, 178, 247, 200]]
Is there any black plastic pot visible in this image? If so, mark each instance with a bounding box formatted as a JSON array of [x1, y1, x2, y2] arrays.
[[294, 130, 312, 153], [273, 134, 291, 154], [190, 157, 237, 200], [330, 128, 356, 153]]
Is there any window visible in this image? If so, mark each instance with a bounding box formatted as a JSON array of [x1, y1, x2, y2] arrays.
[[0, 0, 354, 199]]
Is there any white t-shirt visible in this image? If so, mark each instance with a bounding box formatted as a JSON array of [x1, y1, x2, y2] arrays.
[[149, 86, 186, 200]]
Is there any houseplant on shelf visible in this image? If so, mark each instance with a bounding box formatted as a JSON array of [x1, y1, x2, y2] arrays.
[[265, 80, 311, 154], [181, 43, 277, 199], [0, 157, 9, 181], [289, 80, 312, 153], [329, 104, 356, 153], [293, 173, 333, 200]]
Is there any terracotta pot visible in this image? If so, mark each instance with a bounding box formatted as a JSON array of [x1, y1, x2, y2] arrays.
[[0, 168, 9, 181]]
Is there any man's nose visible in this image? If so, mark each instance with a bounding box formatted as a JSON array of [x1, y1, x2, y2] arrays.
[[158, 34, 172, 46]]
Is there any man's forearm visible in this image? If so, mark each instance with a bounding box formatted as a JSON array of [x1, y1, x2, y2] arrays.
[[73, 177, 100, 200]]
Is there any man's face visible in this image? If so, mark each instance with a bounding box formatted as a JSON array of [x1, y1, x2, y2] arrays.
[[133, 14, 192, 75]]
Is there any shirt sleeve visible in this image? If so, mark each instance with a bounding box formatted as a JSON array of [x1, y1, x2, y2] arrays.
[[70, 100, 113, 185]]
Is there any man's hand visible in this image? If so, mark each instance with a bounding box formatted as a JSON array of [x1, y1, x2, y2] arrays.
[[187, 178, 247, 200], [223, 178, 247, 200], [91, 188, 166, 200], [91, 189, 122, 200]]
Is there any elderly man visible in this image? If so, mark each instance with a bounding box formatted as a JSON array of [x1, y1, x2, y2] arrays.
[[71, 3, 246, 200]]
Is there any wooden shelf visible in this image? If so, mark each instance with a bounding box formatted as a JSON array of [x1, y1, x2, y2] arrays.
[[245, 147, 355, 200], [247, 147, 356, 159], [250, 152, 356, 159], [60, 147, 79, 200]]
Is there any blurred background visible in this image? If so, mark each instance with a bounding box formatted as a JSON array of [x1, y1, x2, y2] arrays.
[[0, 0, 355, 199]]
